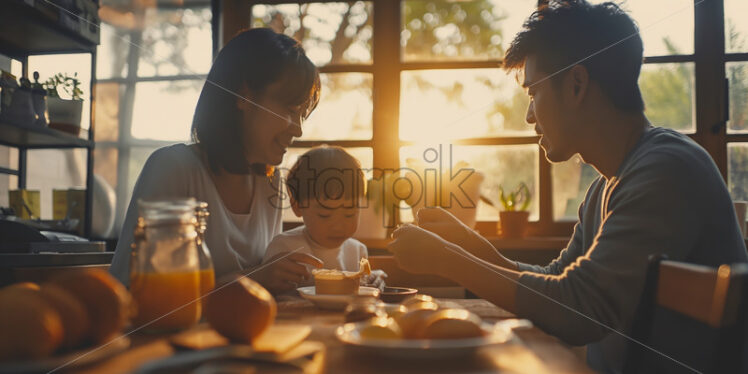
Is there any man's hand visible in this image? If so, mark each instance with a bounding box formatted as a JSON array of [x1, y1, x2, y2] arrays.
[[416, 207, 476, 248], [387, 224, 463, 275], [417, 207, 516, 270], [251, 252, 323, 294]]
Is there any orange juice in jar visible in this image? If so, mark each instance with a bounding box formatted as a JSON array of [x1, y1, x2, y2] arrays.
[[199, 268, 215, 297], [131, 270, 201, 330], [130, 198, 203, 332]]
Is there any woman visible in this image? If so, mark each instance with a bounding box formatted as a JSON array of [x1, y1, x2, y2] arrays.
[[110, 28, 323, 294]]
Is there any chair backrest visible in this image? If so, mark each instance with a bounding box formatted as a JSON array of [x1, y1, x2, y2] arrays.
[[625, 255, 748, 374]]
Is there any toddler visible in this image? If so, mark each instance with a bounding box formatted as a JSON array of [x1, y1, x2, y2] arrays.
[[262, 146, 386, 292]]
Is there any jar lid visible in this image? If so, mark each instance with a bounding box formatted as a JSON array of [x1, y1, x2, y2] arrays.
[[138, 198, 197, 226]]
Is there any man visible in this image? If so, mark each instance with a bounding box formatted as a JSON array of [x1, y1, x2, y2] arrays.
[[387, 1, 748, 372]]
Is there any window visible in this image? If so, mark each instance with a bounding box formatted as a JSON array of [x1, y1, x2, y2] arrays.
[[95, 3, 212, 231], [79, 0, 739, 239], [725, 0, 748, 202], [236, 0, 741, 237]]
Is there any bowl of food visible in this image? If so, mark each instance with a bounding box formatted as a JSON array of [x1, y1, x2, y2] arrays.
[[379, 287, 418, 303]]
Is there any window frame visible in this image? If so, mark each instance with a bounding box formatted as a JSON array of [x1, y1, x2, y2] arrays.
[[225, 0, 735, 238]]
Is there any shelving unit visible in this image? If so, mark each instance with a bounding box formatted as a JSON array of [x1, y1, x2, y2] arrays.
[[0, 0, 99, 237]]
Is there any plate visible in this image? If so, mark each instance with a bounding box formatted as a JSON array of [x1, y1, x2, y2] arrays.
[[335, 320, 519, 359], [0, 335, 131, 374], [297, 286, 380, 310]]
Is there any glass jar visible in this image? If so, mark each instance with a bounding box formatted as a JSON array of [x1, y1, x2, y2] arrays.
[[130, 198, 202, 332], [195, 201, 215, 297]]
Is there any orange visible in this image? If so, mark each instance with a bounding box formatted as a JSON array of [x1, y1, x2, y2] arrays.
[[39, 284, 90, 348], [53, 269, 131, 344], [0, 286, 63, 361], [205, 275, 276, 343]]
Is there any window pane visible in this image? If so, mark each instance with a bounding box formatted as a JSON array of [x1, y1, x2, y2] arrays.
[[94, 82, 121, 142], [728, 143, 748, 201], [399, 144, 538, 222], [279, 147, 373, 222], [401, 0, 536, 62], [301, 73, 372, 140], [137, 7, 212, 77], [725, 0, 748, 53], [251, 2, 373, 66], [29, 54, 92, 131], [639, 62, 694, 133], [400, 69, 532, 141], [0, 145, 11, 206], [727, 62, 748, 133], [94, 146, 118, 190], [130, 80, 202, 141], [589, 0, 693, 56], [552, 154, 600, 221], [96, 22, 130, 79]]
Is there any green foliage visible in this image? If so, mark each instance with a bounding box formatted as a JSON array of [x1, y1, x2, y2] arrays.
[[498, 182, 531, 212], [638, 38, 693, 131], [402, 1, 505, 60], [44, 72, 83, 100]]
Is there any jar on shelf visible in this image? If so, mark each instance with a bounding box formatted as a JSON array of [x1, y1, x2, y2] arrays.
[[195, 201, 215, 297], [129, 198, 202, 332]]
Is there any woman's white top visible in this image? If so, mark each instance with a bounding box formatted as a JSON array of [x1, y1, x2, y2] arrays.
[[109, 144, 283, 286]]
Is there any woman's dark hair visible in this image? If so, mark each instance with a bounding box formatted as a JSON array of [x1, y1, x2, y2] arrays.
[[503, 0, 644, 113], [192, 28, 321, 174]]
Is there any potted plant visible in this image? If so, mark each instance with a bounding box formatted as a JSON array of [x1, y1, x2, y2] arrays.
[[44, 72, 84, 135], [497, 182, 531, 238]]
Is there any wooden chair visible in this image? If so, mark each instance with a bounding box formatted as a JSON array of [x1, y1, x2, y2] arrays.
[[624, 255, 748, 373]]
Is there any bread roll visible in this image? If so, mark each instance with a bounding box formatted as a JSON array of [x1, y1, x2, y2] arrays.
[[421, 309, 486, 340]]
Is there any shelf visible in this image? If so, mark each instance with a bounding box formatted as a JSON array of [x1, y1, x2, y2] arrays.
[[0, 120, 92, 148], [0, 252, 112, 268], [0, 0, 98, 58]]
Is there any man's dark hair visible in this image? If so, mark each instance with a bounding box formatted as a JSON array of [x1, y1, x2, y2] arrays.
[[192, 28, 321, 175], [503, 0, 644, 112], [286, 146, 365, 207]]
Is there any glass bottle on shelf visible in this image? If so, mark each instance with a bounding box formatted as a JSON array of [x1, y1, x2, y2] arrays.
[[195, 201, 215, 297], [130, 198, 202, 332]]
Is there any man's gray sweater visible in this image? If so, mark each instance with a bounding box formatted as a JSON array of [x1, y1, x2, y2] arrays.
[[515, 126, 748, 373]]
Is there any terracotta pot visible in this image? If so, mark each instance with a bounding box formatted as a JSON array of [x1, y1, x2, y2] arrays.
[[498, 211, 530, 238]]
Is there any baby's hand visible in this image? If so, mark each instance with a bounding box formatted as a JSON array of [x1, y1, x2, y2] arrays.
[[361, 269, 387, 290]]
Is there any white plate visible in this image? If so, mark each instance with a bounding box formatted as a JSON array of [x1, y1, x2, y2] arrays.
[[335, 320, 521, 359], [297, 286, 380, 310]]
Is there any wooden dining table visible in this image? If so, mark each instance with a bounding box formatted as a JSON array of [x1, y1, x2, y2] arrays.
[[68, 296, 594, 374]]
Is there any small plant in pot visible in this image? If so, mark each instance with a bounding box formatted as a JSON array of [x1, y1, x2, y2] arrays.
[[497, 182, 531, 238], [44, 72, 84, 135]]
